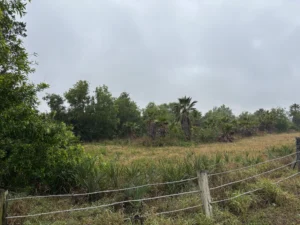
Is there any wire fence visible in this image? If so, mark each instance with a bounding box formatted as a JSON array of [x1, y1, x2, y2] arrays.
[[6, 190, 200, 219], [211, 171, 300, 204], [210, 160, 297, 191], [208, 152, 296, 177], [7, 177, 197, 201], [4, 149, 300, 222]]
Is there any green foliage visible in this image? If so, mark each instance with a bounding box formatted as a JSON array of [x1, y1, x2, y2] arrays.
[[201, 105, 236, 142], [173, 96, 198, 140], [48, 81, 120, 141], [0, 0, 84, 193], [289, 103, 300, 129], [270, 108, 291, 132], [253, 108, 291, 133], [237, 112, 259, 136], [91, 85, 119, 139], [115, 92, 142, 137], [192, 126, 220, 143], [74, 156, 107, 192], [255, 179, 290, 206], [227, 190, 253, 215]]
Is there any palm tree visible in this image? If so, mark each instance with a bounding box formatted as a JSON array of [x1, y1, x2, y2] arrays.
[[173, 96, 197, 140]]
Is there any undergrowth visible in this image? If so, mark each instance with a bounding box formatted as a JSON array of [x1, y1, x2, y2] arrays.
[[6, 145, 300, 225]]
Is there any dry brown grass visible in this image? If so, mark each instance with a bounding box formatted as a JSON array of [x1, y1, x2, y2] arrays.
[[84, 133, 300, 165]]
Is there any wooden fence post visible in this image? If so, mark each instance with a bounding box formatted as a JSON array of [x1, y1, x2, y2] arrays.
[[197, 170, 212, 218], [293, 137, 300, 172], [0, 189, 8, 225]]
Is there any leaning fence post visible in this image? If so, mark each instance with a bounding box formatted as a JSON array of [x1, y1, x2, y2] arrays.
[[197, 170, 212, 218], [0, 189, 8, 225], [295, 137, 300, 172]]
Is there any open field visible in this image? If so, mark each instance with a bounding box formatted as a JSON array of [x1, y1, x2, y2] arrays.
[[84, 133, 300, 164], [6, 133, 300, 225]]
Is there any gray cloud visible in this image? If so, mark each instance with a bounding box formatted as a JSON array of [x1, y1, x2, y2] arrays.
[[24, 0, 300, 114]]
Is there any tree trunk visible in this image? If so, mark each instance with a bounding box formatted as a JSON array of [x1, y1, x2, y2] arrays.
[[148, 121, 157, 140], [181, 115, 191, 140]]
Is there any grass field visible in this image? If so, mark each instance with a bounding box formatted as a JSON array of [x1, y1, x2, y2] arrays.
[[84, 133, 300, 164], [6, 133, 300, 225]]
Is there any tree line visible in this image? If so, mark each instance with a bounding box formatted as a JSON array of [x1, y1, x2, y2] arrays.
[[43, 80, 300, 144]]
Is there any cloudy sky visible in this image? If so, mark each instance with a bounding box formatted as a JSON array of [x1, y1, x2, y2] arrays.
[[24, 0, 300, 114]]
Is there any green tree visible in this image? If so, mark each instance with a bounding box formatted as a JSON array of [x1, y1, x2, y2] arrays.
[[289, 103, 300, 129], [201, 105, 236, 142], [237, 112, 259, 136], [91, 85, 119, 139], [269, 108, 291, 132], [43, 93, 66, 120], [64, 80, 91, 139], [173, 96, 197, 140], [0, 0, 83, 192], [115, 92, 141, 138], [142, 102, 173, 139], [64, 80, 90, 112]]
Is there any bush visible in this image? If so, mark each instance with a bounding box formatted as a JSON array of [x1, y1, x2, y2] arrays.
[[192, 126, 220, 143], [227, 190, 254, 215], [254, 179, 291, 206], [0, 116, 84, 193]]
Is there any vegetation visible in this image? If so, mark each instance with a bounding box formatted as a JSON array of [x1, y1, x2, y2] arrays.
[[6, 135, 300, 225], [0, 0, 83, 193], [2, 1, 300, 225], [43, 79, 298, 145]]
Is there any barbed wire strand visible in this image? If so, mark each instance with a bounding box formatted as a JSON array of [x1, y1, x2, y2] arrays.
[[274, 171, 300, 184], [209, 152, 296, 177], [210, 160, 296, 191], [211, 172, 300, 204], [7, 177, 197, 201], [6, 190, 200, 219], [154, 204, 202, 216]]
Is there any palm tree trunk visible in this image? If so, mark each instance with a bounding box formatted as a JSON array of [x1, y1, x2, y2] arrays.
[[181, 115, 191, 140]]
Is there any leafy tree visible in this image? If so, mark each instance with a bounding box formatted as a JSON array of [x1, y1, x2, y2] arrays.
[[64, 80, 90, 112], [270, 108, 290, 132], [115, 92, 141, 137], [0, 0, 83, 192], [173, 96, 197, 140], [91, 85, 119, 139], [289, 103, 300, 129], [254, 109, 275, 132], [63, 80, 91, 139], [201, 105, 236, 142], [237, 112, 259, 136], [43, 93, 66, 120]]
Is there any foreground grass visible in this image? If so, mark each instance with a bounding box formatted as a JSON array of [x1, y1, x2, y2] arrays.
[[7, 133, 300, 225]]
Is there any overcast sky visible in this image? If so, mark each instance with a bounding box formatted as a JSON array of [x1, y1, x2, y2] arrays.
[[24, 0, 300, 114]]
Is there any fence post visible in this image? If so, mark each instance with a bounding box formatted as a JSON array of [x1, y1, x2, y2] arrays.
[[0, 189, 8, 225], [294, 137, 300, 172], [197, 170, 212, 218]]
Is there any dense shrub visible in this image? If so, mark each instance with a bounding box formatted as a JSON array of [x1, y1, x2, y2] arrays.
[[192, 126, 220, 143], [0, 1, 84, 193], [0, 112, 84, 193]]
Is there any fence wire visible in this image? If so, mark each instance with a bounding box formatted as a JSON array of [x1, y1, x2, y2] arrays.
[[6, 190, 200, 219], [211, 171, 300, 204], [7, 177, 197, 201], [5, 151, 299, 220], [209, 152, 296, 177], [154, 204, 202, 216], [210, 160, 296, 191]]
